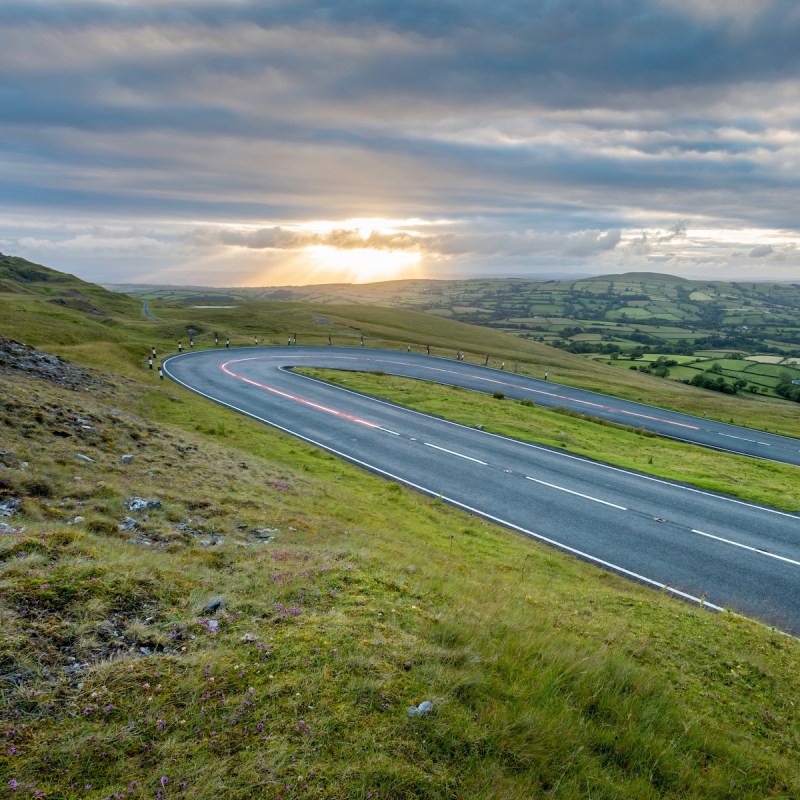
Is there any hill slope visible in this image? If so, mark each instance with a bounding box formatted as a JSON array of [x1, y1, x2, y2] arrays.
[[2, 258, 800, 797]]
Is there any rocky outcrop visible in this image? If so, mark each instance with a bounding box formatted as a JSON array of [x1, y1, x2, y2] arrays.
[[0, 336, 103, 390]]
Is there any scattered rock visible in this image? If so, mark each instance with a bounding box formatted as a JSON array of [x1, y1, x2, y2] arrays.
[[67, 515, 85, 525], [407, 700, 433, 717], [0, 450, 22, 469], [252, 527, 279, 541], [139, 646, 153, 656], [0, 498, 20, 517], [125, 496, 162, 512], [121, 454, 134, 464], [0, 522, 25, 534], [241, 633, 258, 642], [0, 336, 103, 390], [75, 453, 95, 463], [204, 599, 224, 614], [119, 516, 139, 532]]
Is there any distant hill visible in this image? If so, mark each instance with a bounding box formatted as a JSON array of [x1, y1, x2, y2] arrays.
[[0, 253, 137, 316], [0, 253, 75, 293]]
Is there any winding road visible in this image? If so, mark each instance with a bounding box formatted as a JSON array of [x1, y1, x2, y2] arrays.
[[164, 346, 800, 633]]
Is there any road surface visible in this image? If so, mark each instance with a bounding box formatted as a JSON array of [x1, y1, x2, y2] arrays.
[[164, 346, 800, 633]]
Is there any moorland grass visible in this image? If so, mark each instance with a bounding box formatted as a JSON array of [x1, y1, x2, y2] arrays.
[[3, 261, 800, 796], [2, 369, 800, 799]]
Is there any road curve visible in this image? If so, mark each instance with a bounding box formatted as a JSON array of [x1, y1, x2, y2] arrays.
[[164, 346, 800, 633]]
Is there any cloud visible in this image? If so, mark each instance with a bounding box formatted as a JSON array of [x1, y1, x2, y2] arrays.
[[215, 226, 424, 251], [1, 1, 800, 283], [749, 244, 774, 258]]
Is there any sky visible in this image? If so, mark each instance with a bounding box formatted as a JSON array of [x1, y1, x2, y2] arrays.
[[1, 0, 799, 286]]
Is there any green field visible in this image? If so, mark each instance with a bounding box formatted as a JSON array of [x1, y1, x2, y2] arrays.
[[601, 353, 800, 398]]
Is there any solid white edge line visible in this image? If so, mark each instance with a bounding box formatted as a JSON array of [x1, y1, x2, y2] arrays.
[[691, 529, 800, 567], [282, 367, 800, 520], [424, 442, 488, 464], [526, 476, 627, 510], [162, 356, 725, 616]]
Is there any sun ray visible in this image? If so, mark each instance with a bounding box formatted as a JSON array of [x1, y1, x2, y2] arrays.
[[303, 245, 423, 283]]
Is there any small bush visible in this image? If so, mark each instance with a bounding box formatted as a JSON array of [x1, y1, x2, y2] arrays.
[[492, 391, 505, 400], [85, 515, 118, 535], [24, 478, 54, 498]]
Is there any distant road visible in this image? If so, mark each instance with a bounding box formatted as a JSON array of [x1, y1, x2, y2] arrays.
[[164, 346, 800, 633], [142, 300, 156, 319]]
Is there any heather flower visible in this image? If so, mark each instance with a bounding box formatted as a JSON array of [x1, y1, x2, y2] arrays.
[[8, 779, 19, 789]]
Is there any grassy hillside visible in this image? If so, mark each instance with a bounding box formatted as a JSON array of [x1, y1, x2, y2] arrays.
[[3, 339, 800, 799], [2, 257, 800, 797]]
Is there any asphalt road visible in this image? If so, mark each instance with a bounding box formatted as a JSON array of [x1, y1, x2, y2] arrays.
[[164, 346, 800, 633]]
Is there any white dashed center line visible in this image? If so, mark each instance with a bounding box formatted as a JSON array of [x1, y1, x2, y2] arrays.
[[691, 529, 800, 567], [718, 433, 770, 446], [526, 476, 627, 510], [424, 442, 488, 465]]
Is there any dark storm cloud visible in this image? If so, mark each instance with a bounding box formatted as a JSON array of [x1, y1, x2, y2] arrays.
[[5, 1, 800, 127]]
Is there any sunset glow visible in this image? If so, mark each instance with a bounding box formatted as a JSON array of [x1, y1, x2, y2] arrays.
[[303, 245, 423, 284]]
